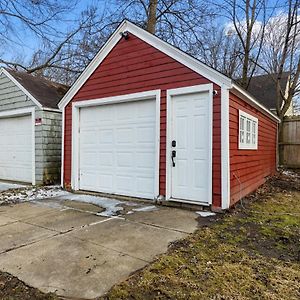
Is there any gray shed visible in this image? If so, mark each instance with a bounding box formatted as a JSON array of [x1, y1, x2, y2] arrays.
[[0, 68, 67, 185]]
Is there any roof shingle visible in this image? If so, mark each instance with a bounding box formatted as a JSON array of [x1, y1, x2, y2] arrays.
[[6, 69, 69, 109]]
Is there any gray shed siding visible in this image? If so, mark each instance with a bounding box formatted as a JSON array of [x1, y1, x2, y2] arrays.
[[0, 72, 35, 111], [0, 72, 62, 184], [36, 110, 62, 184]]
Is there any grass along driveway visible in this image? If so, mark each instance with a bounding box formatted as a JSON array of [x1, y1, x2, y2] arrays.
[[102, 172, 300, 300]]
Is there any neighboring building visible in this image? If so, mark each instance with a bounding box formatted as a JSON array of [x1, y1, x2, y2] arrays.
[[246, 72, 292, 116], [58, 20, 280, 211], [0, 68, 67, 185]]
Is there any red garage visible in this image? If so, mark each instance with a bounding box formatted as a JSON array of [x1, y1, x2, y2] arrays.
[[58, 20, 279, 211]]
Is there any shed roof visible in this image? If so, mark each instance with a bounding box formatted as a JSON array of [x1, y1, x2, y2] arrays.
[[6, 69, 68, 109], [245, 73, 289, 110]]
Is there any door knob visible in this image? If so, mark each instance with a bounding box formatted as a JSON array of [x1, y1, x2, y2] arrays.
[[171, 150, 176, 167], [172, 140, 176, 147]]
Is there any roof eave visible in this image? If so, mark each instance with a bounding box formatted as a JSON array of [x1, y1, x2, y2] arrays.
[[231, 83, 281, 123]]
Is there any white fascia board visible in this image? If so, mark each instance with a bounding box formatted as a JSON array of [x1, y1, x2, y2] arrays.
[[231, 83, 281, 123], [0, 67, 43, 109], [42, 107, 62, 113], [58, 20, 232, 110]]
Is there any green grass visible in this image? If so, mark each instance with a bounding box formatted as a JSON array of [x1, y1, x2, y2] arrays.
[[102, 190, 300, 300]]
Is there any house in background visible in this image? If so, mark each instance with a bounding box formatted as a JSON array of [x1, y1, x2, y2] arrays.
[[59, 20, 280, 211], [0, 68, 67, 185], [246, 72, 293, 116]]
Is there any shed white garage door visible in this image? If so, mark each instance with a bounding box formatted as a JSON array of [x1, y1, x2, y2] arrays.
[[0, 115, 32, 182], [78, 99, 156, 199]]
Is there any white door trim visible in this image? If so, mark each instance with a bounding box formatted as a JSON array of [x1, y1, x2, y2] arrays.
[[221, 87, 230, 209], [166, 84, 213, 205], [71, 90, 161, 199], [0, 107, 36, 185]]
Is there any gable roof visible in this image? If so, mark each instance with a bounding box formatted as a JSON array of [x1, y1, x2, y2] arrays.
[[58, 20, 232, 110], [57, 20, 280, 122], [0, 68, 68, 109], [245, 73, 290, 110]]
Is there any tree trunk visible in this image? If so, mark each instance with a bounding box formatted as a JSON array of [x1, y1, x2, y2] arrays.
[[146, 0, 158, 34]]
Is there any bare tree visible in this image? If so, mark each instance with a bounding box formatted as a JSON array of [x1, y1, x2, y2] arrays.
[[113, 0, 214, 54], [192, 18, 243, 78], [146, 0, 158, 33], [26, 0, 214, 84], [267, 0, 299, 120], [215, 0, 268, 88], [0, 0, 78, 60]]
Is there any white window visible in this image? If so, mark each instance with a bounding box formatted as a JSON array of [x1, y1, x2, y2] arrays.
[[239, 110, 258, 150]]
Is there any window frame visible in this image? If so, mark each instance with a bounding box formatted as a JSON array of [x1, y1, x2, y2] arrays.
[[238, 110, 258, 150]]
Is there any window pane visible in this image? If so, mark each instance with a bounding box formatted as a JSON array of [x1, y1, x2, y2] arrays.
[[240, 116, 244, 130], [252, 121, 256, 145], [252, 121, 256, 134], [247, 119, 251, 131], [246, 132, 250, 143], [240, 131, 244, 143]]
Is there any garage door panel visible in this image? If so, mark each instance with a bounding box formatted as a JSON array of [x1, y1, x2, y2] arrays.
[[0, 115, 32, 183], [79, 99, 156, 199]]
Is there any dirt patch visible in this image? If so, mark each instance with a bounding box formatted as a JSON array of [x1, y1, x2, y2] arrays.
[[0, 272, 59, 300]]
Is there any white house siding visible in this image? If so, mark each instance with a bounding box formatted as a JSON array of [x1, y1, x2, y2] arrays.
[[0, 72, 62, 184]]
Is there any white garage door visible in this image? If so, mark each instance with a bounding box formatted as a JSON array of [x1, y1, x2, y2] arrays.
[[0, 115, 32, 182], [79, 99, 156, 199]]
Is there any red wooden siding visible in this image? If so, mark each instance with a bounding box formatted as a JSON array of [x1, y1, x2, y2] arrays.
[[229, 92, 277, 205], [63, 33, 222, 207]]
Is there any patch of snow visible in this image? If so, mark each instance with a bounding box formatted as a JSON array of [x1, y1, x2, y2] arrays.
[[0, 185, 69, 205], [132, 205, 158, 212], [196, 211, 216, 217], [0, 182, 26, 192], [282, 170, 299, 178], [58, 194, 126, 217]]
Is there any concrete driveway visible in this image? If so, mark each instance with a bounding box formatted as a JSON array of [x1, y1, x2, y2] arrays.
[[0, 195, 200, 299]]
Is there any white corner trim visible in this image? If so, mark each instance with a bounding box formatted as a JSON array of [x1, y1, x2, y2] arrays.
[[61, 108, 65, 187], [31, 108, 36, 185], [165, 84, 213, 205], [0, 68, 43, 109], [58, 20, 232, 110], [0, 107, 36, 185], [232, 83, 281, 123], [221, 87, 230, 210], [71, 89, 161, 198]]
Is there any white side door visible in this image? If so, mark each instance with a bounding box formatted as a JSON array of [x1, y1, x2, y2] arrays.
[[169, 89, 212, 204]]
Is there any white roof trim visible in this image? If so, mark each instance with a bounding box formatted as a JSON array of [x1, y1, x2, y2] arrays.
[[58, 20, 232, 109], [232, 83, 281, 123], [0, 67, 43, 109]]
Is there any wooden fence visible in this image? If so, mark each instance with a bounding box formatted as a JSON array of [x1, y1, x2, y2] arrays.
[[280, 116, 300, 168]]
